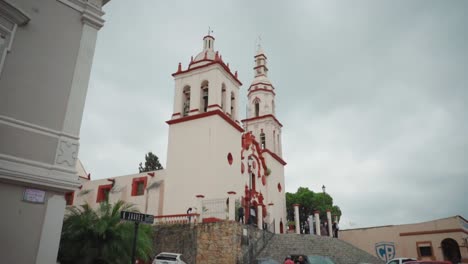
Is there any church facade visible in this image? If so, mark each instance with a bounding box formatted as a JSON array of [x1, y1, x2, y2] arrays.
[[73, 34, 287, 233]]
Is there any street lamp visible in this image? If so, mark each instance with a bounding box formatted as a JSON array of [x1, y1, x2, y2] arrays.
[[322, 185, 326, 194]]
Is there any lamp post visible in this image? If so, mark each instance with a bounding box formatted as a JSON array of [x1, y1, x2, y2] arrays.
[[322, 185, 326, 194]]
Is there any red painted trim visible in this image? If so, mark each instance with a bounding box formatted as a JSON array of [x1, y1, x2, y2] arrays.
[[78, 175, 88, 180], [196, 194, 205, 198], [268, 202, 274, 206], [242, 114, 283, 127], [65, 191, 74, 206], [107, 178, 115, 184], [189, 109, 199, 113], [254, 53, 267, 59], [203, 217, 222, 223], [262, 149, 287, 165], [227, 191, 236, 195], [147, 172, 155, 177], [248, 88, 276, 97], [254, 65, 268, 70], [249, 82, 274, 90], [400, 228, 468, 236], [203, 35, 215, 40], [207, 104, 221, 109], [172, 112, 181, 117], [173, 61, 242, 86], [154, 213, 200, 218], [96, 184, 113, 203], [131, 176, 148, 196], [167, 109, 244, 132]]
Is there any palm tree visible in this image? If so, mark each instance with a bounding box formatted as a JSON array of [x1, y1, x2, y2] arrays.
[[58, 200, 153, 264]]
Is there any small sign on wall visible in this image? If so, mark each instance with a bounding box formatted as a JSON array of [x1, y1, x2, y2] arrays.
[[23, 188, 46, 204]]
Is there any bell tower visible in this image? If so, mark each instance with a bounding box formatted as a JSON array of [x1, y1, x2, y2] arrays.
[[163, 34, 244, 215], [242, 46, 283, 157]]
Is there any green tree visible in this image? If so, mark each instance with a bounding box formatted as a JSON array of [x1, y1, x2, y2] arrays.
[[139, 151, 163, 172], [58, 200, 153, 264], [286, 187, 342, 226]]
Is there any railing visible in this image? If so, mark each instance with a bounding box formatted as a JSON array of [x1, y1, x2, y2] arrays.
[[202, 198, 228, 220], [154, 213, 200, 225]]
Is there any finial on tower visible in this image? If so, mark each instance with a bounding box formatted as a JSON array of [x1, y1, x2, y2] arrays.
[[256, 35, 262, 51], [208, 26, 213, 36]]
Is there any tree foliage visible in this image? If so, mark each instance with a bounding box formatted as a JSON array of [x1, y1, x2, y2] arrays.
[[58, 200, 153, 264], [286, 187, 342, 225], [139, 152, 163, 172]]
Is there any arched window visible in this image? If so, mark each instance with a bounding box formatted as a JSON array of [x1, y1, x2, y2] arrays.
[[221, 83, 226, 112], [260, 132, 266, 149], [230, 91, 236, 119], [182, 85, 190, 116], [200, 80, 209, 113], [253, 98, 260, 117]]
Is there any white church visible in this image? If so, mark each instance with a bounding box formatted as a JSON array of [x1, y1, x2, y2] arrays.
[[72, 34, 288, 233]]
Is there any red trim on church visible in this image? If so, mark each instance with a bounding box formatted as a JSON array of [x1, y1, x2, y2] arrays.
[[249, 82, 274, 90], [248, 88, 276, 97], [189, 109, 199, 113], [203, 35, 215, 40], [167, 109, 244, 132], [254, 65, 268, 70], [173, 61, 242, 86], [262, 149, 287, 165], [208, 104, 221, 109], [254, 53, 267, 59], [241, 114, 283, 127], [131, 177, 148, 196]]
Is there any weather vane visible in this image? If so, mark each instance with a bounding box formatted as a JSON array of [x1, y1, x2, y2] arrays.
[[208, 26, 213, 36], [256, 35, 262, 49]]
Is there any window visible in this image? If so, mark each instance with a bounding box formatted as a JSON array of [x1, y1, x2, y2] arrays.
[[416, 241, 434, 259], [131, 177, 148, 196], [96, 184, 112, 203], [0, 2, 29, 75], [65, 192, 74, 206], [200, 80, 209, 113], [260, 132, 266, 149]]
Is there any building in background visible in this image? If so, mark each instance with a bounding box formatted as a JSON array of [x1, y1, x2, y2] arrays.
[[72, 35, 288, 233], [0, 0, 109, 263], [340, 216, 468, 263]]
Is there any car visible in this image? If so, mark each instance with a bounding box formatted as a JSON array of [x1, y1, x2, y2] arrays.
[[386, 257, 417, 264], [152, 252, 187, 264]]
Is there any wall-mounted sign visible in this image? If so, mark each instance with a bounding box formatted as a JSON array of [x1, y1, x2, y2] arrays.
[[23, 188, 46, 204], [375, 241, 396, 262]]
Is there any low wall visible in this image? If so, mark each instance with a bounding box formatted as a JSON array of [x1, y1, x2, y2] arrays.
[[153, 221, 273, 264]]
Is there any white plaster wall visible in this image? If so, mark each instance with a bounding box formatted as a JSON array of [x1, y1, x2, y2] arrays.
[[164, 114, 243, 215]]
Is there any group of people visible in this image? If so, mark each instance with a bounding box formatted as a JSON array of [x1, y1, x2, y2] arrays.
[[319, 221, 339, 238], [283, 255, 306, 264]]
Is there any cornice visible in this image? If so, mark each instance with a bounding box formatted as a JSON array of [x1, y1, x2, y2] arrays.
[[0, 0, 30, 26], [173, 61, 242, 86], [57, 0, 105, 29], [241, 114, 283, 128], [166, 109, 244, 133]]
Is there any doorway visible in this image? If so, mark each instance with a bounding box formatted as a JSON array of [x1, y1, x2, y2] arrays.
[[441, 238, 461, 264]]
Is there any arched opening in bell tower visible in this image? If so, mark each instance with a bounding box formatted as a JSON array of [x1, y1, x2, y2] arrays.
[[182, 85, 191, 116], [253, 97, 260, 117], [200, 80, 209, 113], [221, 83, 226, 112], [260, 132, 266, 149], [230, 91, 236, 119]]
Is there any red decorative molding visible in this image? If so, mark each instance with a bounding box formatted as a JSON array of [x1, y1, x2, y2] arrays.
[[268, 202, 274, 206], [189, 109, 199, 113], [249, 82, 274, 90], [65, 192, 74, 206], [227, 153, 233, 165], [107, 178, 115, 184], [166, 109, 244, 133], [172, 112, 181, 117], [261, 149, 287, 166], [172, 61, 242, 86], [203, 35, 215, 40], [241, 114, 283, 128], [203, 217, 222, 223], [400, 228, 468, 236], [196, 194, 205, 198], [147, 172, 155, 177], [248, 88, 276, 97], [208, 104, 221, 109], [227, 191, 236, 195], [241, 162, 245, 174], [254, 65, 268, 70], [254, 53, 267, 59], [131, 176, 148, 196], [277, 183, 282, 192]]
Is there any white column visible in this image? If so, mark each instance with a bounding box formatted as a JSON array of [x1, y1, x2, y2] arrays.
[[308, 215, 314, 235], [196, 195, 204, 223], [35, 194, 66, 264], [257, 204, 263, 230], [327, 209, 333, 237], [314, 210, 321, 236], [227, 191, 236, 221], [293, 204, 300, 234]]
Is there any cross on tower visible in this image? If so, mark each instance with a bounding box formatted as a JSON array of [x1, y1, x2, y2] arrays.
[[208, 26, 213, 36]]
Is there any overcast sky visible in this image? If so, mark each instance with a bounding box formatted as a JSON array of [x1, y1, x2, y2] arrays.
[[79, 0, 468, 229]]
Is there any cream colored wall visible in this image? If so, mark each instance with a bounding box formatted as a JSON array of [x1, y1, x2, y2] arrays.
[[72, 170, 165, 216], [341, 216, 468, 261], [164, 114, 243, 215]]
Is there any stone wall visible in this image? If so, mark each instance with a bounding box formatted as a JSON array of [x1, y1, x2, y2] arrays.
[[153, 221, 274, 264]]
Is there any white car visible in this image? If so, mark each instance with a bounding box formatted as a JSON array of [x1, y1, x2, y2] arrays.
[[152, 252, 187, 264], [386, 258, 417, 264]]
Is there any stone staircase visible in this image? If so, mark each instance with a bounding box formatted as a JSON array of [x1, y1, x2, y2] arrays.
[[257, 233, 384, 264]]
